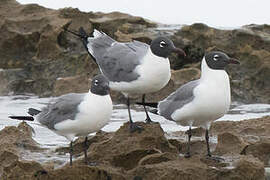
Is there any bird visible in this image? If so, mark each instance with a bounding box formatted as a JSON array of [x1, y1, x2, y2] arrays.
[[9, 74, 113, 166], [63, 26, 186, 132], [137, 51, 240, 158]]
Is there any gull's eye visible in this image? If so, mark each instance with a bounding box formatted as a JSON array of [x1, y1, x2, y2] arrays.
[[213, 54, 219, 61], [94, 79, 99, 86], [160, 41, 167, 48]]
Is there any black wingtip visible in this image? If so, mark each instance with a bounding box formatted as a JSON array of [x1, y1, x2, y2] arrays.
[[150, 109, 158, 115], [63, 24, 97, 64], [78, 27, 98, 64], [136, 102, 158, 108], [28, 108, 41, 116], [63, 23, 86, 39], [9, 116, 34, 121]]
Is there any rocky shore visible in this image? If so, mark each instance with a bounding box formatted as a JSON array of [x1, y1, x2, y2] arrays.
[[0, 0, 270, 179], [0, 0, 269, 103], [0, 116, 269, 179]]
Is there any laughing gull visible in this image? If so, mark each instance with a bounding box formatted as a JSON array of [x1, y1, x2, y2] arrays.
[[138, 51, 240, 158], [64, 27, 186, 132], [9, 74, 112, 166]]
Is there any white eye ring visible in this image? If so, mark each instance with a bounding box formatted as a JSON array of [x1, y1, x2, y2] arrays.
[[160, 41, 166, 48], [94, 79, 99, 86], [213, 55, 219, 61]]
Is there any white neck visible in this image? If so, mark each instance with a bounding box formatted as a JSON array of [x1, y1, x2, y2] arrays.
[[200, 57, 229, 81]]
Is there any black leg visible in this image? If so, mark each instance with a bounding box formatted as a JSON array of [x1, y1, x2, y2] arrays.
[[127, 97, 133, 124], [185, 126, 192, 158], [205, 129, 211, 157], [84, 136, 88, 164], [142, 94, 153, 124], [69, 141, 73, 166], [205, 129, 224, 162], [127, 97, 143, 133]]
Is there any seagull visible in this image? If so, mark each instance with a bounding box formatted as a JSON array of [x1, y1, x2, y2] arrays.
[[64, 27, 186, 132], [137, 51, 240, 158], [9, 74, 113, 166]]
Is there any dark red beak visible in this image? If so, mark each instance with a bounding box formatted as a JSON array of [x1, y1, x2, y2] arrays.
[[228, 58, 240, 65], [172, 48, 186, 57]]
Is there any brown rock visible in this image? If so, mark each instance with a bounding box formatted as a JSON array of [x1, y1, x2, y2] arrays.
[[241, 140, 270, 165], [232, 156, 265, 180], [53, 74, 90, 96], [87, 122, 178, 170], [214, 132, 248, 155], [171, 68, 201, 87], [37, 165, 125, 180], [89, 11, 156, 40], [130, 156, 210, 180], [2, 160, 45, 180], [138, 152, 178, 166], [56, 130, 113, 156], [0, 122, 40, 154], [211, 116, 270, 139]]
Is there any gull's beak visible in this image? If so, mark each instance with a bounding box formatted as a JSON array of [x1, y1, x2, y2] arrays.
[[228, 58, 240, 65], [172, 47, 186, 57]]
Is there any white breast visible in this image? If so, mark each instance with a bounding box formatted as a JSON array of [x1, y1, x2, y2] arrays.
[[54, 93, 112, 141], [171, 58, 231, 129], [109, 49, 171, 96]]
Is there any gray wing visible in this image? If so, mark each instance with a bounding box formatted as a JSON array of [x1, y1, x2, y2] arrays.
[[158, 80, 200, 120], [37, 93, 85, 130], [87, 31, 149, 82]]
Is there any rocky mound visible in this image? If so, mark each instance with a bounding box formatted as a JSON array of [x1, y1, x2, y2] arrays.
[[1, 116, 270, 179], [0, 0, 269, 103]]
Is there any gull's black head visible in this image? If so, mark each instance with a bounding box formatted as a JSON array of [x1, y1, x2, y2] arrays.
[[205, 51, 240, 70], [90, 74, 110, 96], [150, 37, 186, 58]]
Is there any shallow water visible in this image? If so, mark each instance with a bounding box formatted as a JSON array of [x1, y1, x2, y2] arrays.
[[1, 95, 270, 150]]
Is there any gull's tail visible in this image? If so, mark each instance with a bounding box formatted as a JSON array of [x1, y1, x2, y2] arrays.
[[62, 23, 97, 63], [136, 102, 159, 115], [9, 108, 41, 121], [136, 102, 158, 108], [9, 116, 34, 121]]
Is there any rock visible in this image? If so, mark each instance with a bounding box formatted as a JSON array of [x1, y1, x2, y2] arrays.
[[231, 156, 265, 180], [88, 11, 156, 41], [0, 68, 27, 95], [55, 130, 113, 156], [214, 132, 248, 155], [2, 160, 45, 180], [129, 156, 210, 180], [0, 122, 45, 179], [36, 165, 125, 180], [53, 74, 90, 96], [138, 152, 178, 166], [0, 122, 40, 154], [87, 122, 178, 170], [0, 118, 269, 179], [211, 116, 270, 139], [0, 151, 19, 176], [129, 155, 265, 180], [241, 140, 270, 166]]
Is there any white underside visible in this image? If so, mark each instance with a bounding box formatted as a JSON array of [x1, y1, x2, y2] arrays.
[[54, 93, 112, 141], [171, 58, 231, 129], [109, 50, 171, 96]]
